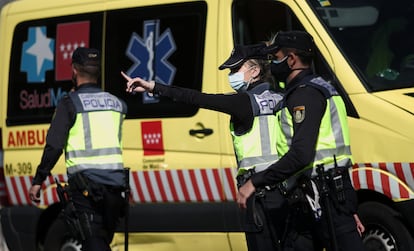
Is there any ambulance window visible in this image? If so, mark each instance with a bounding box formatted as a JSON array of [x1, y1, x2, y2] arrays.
[[105, 2, 207, 119], [7, 13, 103, 126], [232, 0, 305, 45], [232, 0, 358, 117], [311, 0, 414, 92]]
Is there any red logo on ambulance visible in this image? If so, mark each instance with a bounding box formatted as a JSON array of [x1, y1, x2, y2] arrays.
[[55, 21, 90, 81], [141, 121, 165, 156]]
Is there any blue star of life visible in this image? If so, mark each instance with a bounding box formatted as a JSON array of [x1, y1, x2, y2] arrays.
[[125, 19, 176, 104]]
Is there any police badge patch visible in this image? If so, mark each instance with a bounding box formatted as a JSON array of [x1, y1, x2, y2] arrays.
[[293, 106, 305, 123]]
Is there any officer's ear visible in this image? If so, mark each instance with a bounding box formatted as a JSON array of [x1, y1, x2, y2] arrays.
[[251, 65, 261, 79], [71, 64, 78, 74], [287, 53, 298, 68]]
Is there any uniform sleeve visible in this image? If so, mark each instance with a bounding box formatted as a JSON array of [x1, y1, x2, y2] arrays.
[[32, 96, 76, 185], [251, 86, 327, 187], [153, 83, 253, 125]]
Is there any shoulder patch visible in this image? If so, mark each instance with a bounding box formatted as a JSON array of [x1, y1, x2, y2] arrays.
[[293, 105, 305, 123]]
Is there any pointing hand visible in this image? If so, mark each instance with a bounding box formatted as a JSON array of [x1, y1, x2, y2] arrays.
[[121, 71, 155, 93]]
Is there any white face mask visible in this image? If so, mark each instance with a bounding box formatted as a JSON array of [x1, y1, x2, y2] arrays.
[[228, 71, 246, 91]]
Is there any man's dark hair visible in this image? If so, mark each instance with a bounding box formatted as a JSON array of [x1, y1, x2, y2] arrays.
[[71, 47, 101, 80], [73, 63, 100, 80]]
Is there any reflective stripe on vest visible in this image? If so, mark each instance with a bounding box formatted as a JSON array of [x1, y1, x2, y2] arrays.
[[66, 91, 126, 174], [278, 77, 352, 177], [232, 114, 279, 176]]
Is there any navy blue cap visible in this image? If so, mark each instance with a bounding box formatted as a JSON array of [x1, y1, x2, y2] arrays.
[[72, 47, 100, 66], [265, 31, 314, 54], [219, 43, 268, 70]]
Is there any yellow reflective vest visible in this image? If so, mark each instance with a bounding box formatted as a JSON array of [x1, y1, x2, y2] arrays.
[[231, 83, 283, 176], [65, 86, 127, 185], [277, 76, 353, 177]]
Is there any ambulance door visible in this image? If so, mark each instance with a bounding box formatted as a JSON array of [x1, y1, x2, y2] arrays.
[[103, 3, 241, 248], [104, 2, 236, 204]]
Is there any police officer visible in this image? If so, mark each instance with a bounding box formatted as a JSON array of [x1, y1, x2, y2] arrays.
[[122, 43, 288, 251], [29, 47, 128, 251], [237, 31, 366, 251]]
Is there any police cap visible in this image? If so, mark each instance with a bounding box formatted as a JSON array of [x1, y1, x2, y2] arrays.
[[265, 30, 314, 54], [219, 43, 268, 70], [72, 47, 101, 66]]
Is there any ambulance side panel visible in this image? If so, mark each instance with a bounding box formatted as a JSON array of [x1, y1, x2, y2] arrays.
[[1, 0, 414, 250]]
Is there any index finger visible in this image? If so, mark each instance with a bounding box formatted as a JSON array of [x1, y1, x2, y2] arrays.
[[121, 71, 132, 81]]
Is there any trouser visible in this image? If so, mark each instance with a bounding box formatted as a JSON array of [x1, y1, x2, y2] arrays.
[[285, 198, 365, 251], [67, 184, 125, 251], [242, 188, 289, 251], [283, 170, 365, 251]]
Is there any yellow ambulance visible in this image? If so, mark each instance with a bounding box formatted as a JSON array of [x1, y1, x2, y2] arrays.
[[0, 0, 413, 250]]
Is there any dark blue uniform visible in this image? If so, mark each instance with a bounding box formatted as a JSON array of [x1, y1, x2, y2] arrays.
[[33, 84, 127, 251], [251, 69, 365, 251]]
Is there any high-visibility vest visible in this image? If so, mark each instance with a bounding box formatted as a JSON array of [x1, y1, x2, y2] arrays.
[[277, 76, 353, 177], [65, 88, 127, 176], [231, 83, 283, 176]]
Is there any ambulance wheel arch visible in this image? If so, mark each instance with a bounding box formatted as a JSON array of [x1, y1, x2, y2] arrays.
[[358, 201, 414, 251], [1, 203, 63, 251], [0, 201, 68, 251], [36, 203, 63, 249], [43, 216, 82, 251], [0, 206, 42, 251]]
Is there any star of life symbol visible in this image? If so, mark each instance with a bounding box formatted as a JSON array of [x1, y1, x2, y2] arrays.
[[125, 19, 176, 104], [21, 26, 55, 83]]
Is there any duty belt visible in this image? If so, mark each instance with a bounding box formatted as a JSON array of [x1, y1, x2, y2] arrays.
[[236, 169, 277, 191]]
